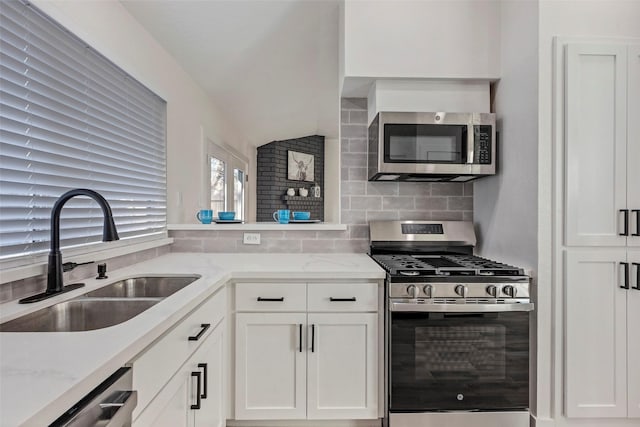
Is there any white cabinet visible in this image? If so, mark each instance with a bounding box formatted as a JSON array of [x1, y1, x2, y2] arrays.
[[627, 250, 640, 418], [564, 43, 637, 247], [564, 250, 628, 418], [132, 287, 227, 426], [562, 40, 640, 420], [307, 313, 377, 419], [235, 313, 306, 420], [234, 282, 379, 421], [628, 45, 640, 248], [136, 321, 225, 427]]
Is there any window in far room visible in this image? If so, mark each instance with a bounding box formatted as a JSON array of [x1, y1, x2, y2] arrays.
[[206, 142, 247, 221]]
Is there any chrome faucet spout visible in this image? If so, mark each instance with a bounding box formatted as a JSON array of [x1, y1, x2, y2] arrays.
[[19, 189, 119, 304]]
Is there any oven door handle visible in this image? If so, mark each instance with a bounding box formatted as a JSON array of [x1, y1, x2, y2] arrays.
[[390, 302, 535, 313]]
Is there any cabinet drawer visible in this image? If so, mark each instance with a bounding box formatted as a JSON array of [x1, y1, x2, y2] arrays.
[[308, 283, 378, 312], [132, 286, 226, 418], [235, 283, 306, 311]]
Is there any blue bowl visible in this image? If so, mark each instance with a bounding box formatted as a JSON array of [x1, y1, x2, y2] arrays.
[[293, 211, 310, 221], [218, 211, 236, 220]]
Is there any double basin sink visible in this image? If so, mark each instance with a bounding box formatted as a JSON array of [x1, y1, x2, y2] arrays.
[[0, 275, 201, 333]]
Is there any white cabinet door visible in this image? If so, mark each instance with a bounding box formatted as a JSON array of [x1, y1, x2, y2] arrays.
[[193, 320, 225, 427], [306, 313, 378, 420], [235, 313, 306, 420], [564, 249, 628, 418], [565, 43, 628, 247], [133, 356, 193, 427], [628, 45, 640, 247], [627, 250, 640, 417]]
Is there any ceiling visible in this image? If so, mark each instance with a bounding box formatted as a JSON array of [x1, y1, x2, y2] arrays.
[[120, 0, 341, 147]]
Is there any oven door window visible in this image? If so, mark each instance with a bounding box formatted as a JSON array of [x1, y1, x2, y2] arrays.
[[389, 311, 529, 412], [384, 124, 467, 164]]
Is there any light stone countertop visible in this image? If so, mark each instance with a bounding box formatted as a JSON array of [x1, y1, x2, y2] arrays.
[[0, 252, 384, 427]]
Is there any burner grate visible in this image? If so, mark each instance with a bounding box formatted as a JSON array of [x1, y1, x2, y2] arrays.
[[371, 254, 524, 277]]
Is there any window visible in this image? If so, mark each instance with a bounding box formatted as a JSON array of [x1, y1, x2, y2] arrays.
[[0, 1, 167, 261], [206, 141, 247, 221]]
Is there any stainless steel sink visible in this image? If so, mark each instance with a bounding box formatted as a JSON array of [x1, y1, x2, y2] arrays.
[[0, 275, 201, 332], [83, 275, 201, 298], [0, 298, 159, 332]]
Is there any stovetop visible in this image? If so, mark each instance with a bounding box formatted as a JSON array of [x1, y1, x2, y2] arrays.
[[371, 254, 525, 278]]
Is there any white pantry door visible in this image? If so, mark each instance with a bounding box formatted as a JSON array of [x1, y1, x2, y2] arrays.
[[628, 45, 640, 247], [565, 43, 628, 247], [564, 249, 628, 418]]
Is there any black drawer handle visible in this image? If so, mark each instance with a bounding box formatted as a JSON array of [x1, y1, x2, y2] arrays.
[[620, 262, 630, 290], [188, 323, 211, 341], [190, 371, 202, 410], [311, 324, 315, 353], [257, 297, 284, 302], [198, 363, 208, 399], [620, 209, 630, 236], [329, 297, 356, 302], [633, 263, 640, 290], [298, 324, 303, 353], [632, 210, 640, 237]]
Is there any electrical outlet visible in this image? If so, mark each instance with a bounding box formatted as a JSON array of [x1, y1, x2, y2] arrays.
[[243, 232, 261, 245]]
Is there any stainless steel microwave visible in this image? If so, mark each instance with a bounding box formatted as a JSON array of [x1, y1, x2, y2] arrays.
[[367, 112, 496, 182]]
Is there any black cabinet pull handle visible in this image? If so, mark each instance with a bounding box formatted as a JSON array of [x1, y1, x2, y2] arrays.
[[632, 210, 640, 237], [620, 262, 630, 289], [298, 324, 303, 353], [188, 323, 211, 341], [311, 324, 315, 353], [329, 297, 356, 302], [198, 363, 208, 399], [633, 263, 640, 290], [620, 209, 630, 236], [190, 371, 202, 410], [257, 297, 284, 302]]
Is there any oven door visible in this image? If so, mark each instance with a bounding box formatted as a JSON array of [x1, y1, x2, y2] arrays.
[[388, 302, 531, 413]]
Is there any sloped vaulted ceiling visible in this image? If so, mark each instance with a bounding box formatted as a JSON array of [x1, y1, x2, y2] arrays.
[[121, 0, 340, 147]]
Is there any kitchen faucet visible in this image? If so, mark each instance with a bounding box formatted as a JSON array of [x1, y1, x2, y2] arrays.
[[19, 189, 119, 303]]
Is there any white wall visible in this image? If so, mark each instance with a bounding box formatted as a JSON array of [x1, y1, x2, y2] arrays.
[[31, 0, 251, 225], [537, 1, 640, 426], [473, 0, 540, 420], [341, 0, 500, 95]]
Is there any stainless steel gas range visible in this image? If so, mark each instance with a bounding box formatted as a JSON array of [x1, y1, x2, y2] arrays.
[[369, 220, 533, 427]]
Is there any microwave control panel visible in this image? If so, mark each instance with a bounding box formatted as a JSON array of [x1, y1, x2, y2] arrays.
[[473, 125, 492, 164]]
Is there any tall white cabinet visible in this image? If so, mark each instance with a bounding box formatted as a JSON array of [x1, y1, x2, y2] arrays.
[[562, 41, 640, 419]]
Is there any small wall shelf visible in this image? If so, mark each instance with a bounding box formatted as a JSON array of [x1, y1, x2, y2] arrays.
[[282, 196, 324, 202]]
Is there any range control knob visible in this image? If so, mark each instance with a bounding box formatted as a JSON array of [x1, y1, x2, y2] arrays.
[[454, 285, 468, 298], [486, 285, 498, 297], [423, 285, 433, 298], [503, 285, 517, 298], [406, 285, 419, 298]]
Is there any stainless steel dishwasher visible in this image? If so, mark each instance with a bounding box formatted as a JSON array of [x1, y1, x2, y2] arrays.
[[49, 367, 137, 427]]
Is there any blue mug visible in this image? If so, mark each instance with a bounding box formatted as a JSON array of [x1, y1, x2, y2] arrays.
[[273, 209, 290, 224], [196, 209, 213, 224]]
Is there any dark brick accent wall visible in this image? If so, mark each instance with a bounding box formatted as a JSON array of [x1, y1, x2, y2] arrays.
[[256, 135, 324, 221]]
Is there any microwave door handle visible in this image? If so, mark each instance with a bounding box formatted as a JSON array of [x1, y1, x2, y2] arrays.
[[467, 124, 475, 164]]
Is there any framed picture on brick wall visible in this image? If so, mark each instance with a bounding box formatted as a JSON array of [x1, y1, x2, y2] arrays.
[[287, 150, 314, 182]]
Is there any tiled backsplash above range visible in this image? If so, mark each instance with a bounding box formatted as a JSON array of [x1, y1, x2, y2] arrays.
[[170, 98, 473, 253]]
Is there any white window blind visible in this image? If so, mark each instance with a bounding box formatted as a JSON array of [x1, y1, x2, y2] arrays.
[[0, 0, 167, 260]]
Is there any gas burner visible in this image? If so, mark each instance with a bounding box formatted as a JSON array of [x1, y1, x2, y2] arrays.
[[399, 271, 420, 276]]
